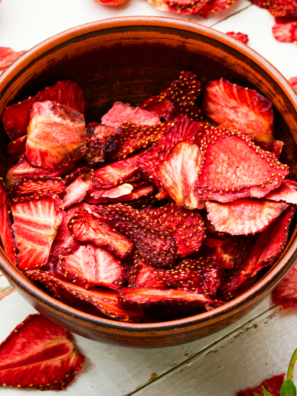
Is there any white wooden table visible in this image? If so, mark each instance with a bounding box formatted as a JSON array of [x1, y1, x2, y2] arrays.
[[1, 1, 297, 394]]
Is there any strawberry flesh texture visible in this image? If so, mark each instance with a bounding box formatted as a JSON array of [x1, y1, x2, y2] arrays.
[[273, 259, 297, 308], [63, 173, 92, 209], [199, 0, 239, 17], [25, 101, 86, 170], [94, 0, 127, 6], [0, 314, 85, 390], [9, 176, 66, 198], [0, 46, 26, 73], [203, 79, 274, 148], [0, 178, 17, 265], [272, 17, 297, 42], [162, 0, 209, 15], [7, 135, 27, 157], [195, 129, 289, 203], [266, 179, 297, 203], [140, 97, 176, 120], [250, 0, 297, 16], [11, 197, 64, 270], [128, 259, 167, 288], [68, 207, 134, 259], [226, 32, 249, 44], [145, 202, 205, 257], [2, 80, 86, 141], [101, 102, 160, 128], [236, 374, 285, 396], [85, 123, 121, 165], [26, 271, 144, 322], [271, 139, 284, 158]]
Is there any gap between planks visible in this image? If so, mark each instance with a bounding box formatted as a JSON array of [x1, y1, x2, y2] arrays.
[[209, 3, 253, 27]]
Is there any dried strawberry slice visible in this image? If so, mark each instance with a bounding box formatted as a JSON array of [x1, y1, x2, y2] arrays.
[[206, 199, 288, 235], [94, 0, 127, 6], [9, 176, 66, 198], [199, 0, 239, 17], [101, 102, 160, 128], [7, 135, 27, 157], [85, 123, 121, 165], [2, 80, 86, 141], [195, 129, 289, 202], [0, 314, 85, 390], [25, 101, 86, 170], [26, 270, 144, 322], [0, 178, 17, 265], [128, 259, 167, 288], [55, 244, 128, 290], [273, 260, 297, 308], [271, 140, 284, 158], [63, 173, 92, 209], [289, 76, 297, 93], [266, 179, 297, 203], [68, 207, 134, 259], [0, 47, 26, 73], [203, 79, 274, 148], [11, 197, 64, 270], [140, 97, 176, 120], [250, 0, 297, 16], [226, 32, 249, 44], [119, 287, 223, 308], [272, 17, 297, 41], [145, 202, 205, 257], [236, 374, 285, 396], [147, 0, 209, 15]]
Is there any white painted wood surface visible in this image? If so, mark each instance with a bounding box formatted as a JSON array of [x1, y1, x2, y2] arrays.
[[0, 0, 297, 395]]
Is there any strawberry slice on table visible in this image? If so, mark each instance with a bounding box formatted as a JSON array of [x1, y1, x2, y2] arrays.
[[68, 207, 134, 259], [226, 32, 249, 44], [2, 80, 86, 141], [0, 314, 85, 390], [9, 176, 66, 198], [266, 179, 297, 203], [0, 178, 17, 265], [195, 128, 289, 203], [54, 244, 128, 290], [25, 101, 86, 170], [236, 374, 285, 396], [250, 0, 297, 16], [11, 197, 64, 270], [199, 0, 239, 17], [206, 199, 288, 235], [0, 47, 26, 73], [101, 102, 160, 128], [147, 0, 209, 15], [203, 79, 274, 148], [128, 259, 167, 288], [26, 271, 144, 322], [272, 17, 297, 42]]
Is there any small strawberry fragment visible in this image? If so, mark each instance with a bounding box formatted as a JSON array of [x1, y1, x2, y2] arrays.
[[63, 173, 92, 209], [0, 314, 85, 390], [199, 0, 239, 17], [289, 76, 297, 93], [272, 17, 297, 42], [266, 180, 297, 203], [226, 32, 249, 44], [7, 135, 27, 157], [55, 244, 128, 290], [119, 287, 223, 308], [145, 202, 205, 257], [11, 197, 64, 270], [0, 47, 26, 73], [271, 140, 284, 158], [0, 178, 17, 265], [101, 102, 160, 128], [206, 199, 288, 235], [203, 79, 274, 147], [195, 129, 289, 202], [140, 97, 176, 120], [25, 101, 86, 170], [128, 259, 166, 288], [250, 0, 297, 16], [26, 271, 144, 322], [148, 0, 208, 16], [94, 0, 127, 6], [236, 374, 285, 396], [68, 207, 134, 259], [85, 123, 121, 165], [9, 176, 66, 198], [273, 260, 297, 308]]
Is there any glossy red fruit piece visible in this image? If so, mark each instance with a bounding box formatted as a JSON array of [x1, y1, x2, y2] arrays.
[[0, 47, 26, 73], [25, 101, 86, 170], [250, 0, 297, 16], [11, 197, 64, 270], [7, 135, 27, 157], [2, 80, 86, 141], [236, 374, 285, 396], [0, 314, 85, 390], [199, 0, 239, 17], [206, 199, 288, 235], [272, 17, 297, 42], [63, 173, 92, 209], [226, 32, 249, 44], [9, 176, 66, 198], [266, 179, 297, 203], [140, 97, 176, 120], [203, 79, 274, 148], [195, 128, 289, 203], [68, 207, 134, 259]]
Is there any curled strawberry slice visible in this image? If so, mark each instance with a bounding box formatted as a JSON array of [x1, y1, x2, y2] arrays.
[[63, 173, 92, 209], [128, 259, 167, 288], [226, 32, 249, 44], [266, 179, 297, 203]]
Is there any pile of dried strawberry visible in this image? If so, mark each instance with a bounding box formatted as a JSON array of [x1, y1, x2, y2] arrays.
[[0, 71, 296, 324]]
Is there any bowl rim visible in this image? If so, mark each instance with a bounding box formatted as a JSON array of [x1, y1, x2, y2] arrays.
[[1, 15, 297, 334]]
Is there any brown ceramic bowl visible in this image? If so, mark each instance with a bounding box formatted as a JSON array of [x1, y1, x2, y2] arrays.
[[1, 17, 297, 348]]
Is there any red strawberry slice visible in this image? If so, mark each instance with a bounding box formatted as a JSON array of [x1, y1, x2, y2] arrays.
[[26, 271, 144, 322], [273, 260, 297, 308], [128, 259, 167, 288], [7, 135, 27, 157], [250, 0, 297, 16], [0, 178, 17, 265], [95, 204, 177, 268], [206, 199, 288, 235], [0, 314, 85, 390], [55, 244, 128, 290], [101, 102, 160, 128], [236, 374, 285, 396], [63, 173, 92, 209], [272, 17, 297, 42], [140, 97, 176, 120], [25, 101, 86, 170], [271, 139, 284, 158], [226, 32, 249, 44], [148, 0, 209, 15], [2, 80, 86, 141], [119, 287, 223, 308], [145, 202, 205, 257], [0, 46, 26, 73], [203, 79, 274, 148], [195, 129, 289, 203], [9, 176, 66, 198], [199, 0, 239, 17], [266, 179, 297, 203], [68, 207, 134, 259], [85, 123, 121, 165], [11, 197, 64, 270]]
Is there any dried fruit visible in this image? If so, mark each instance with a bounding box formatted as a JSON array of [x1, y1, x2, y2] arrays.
[[147, 0, 208, 16], [272, 17, 297, 42], [206, 199, 288, 235], [273, 259, 297, 308], [271, 140, 284, 158], [203, 79, 274, 148], [266, 179, 297, 203], [250, 0, 297, 17], [11, 197, 64, 270], [0, 47, 26, 73], [226, 32, 249, 44], [9, 176, 66, 198], [128, 259, 167, 288], [2, 80, 86, 141], [289, 76, 297, 93], [140, 97, 176, 120], [195, 128, 289, 203], [0, 314, 85, 390], [63, 173, 92, 209], [94, 0, 127, 6], [68, 207, 134, 259], [236, 374, 285, 396], [199, 0, 239, 17], [101, 102, 160, 128], [7, 135, 27, 157], [25, 101, 86, 169]]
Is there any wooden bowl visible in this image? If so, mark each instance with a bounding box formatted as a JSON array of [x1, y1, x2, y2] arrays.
[[1, 17, 297, 348]]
